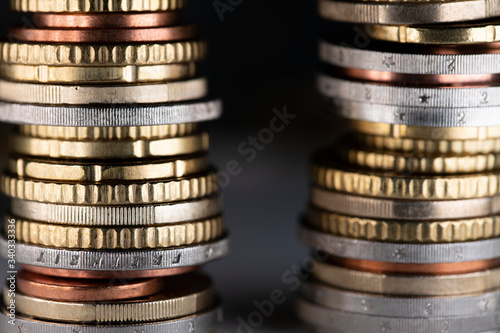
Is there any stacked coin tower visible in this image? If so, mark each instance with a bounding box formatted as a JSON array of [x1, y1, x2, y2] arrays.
[[0, 1, 229, 332], [297, 1, 500, 332]]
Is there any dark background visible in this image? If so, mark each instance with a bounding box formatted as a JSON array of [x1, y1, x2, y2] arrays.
[[0, 1, 341, 332]]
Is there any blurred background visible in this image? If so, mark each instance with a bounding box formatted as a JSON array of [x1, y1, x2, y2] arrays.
[[0, 1, 342, 332]]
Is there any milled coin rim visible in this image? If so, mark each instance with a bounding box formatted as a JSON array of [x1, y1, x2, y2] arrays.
[[10, 195, 222, 226], [301, 281, 500, 317], [318, 74, 500, 108], [0, 235, 230, 270], [319, 40, 500, 75], [311, 187, 500, 220], [0, 306, 220, 333], [0, 99, 222, 126], [3, 275, 214, 323], [11, 0, 187, 12], [319, 0, 500, 24], [296, 298, 500, 333], [300, 225, 500, 263]]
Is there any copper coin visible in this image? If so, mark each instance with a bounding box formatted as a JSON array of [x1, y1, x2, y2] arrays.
[[21, 264, 199, 279], [330, 65, 499, 88], [33, 12, 180, 28], [17, 270, 164, 301], [328, 256, 500, 276], [9, 25, 198, 43]]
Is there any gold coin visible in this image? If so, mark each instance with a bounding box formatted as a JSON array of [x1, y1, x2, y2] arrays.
[[349, 120, 500, 140], [338, 143, 500, 174], [0, 41, 206, 66], [0, 78, 207, 105], [9, 155, 209, 182], [10, 215, 223, 249], [0, 62, 195, 84], [306, 206, 500, 243], [19, 124, 197, 140], [4, 273, 212, 323], [366, 21, 500, 44], [354, 133, 500, 155], [11, 0, 186, 12], [10, 132, 209, 159], [1, 172, 218, 205], [312, 157, 500, 200], [313, 261, 500, 296]]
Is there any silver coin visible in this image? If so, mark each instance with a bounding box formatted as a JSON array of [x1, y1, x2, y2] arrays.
[[318, 0, 500, 24], [319, 41, 500, 75], [0, 306, 221, 333], [10, 196, 222, 226], [318, 74, 500, 108], [0, 236, 229, 271], [302, 281, 500, 317], [300, 225, 500, 263], [296, 298, 500, 333], [303, 324, 500, 333], [323, 97, 500, 128], [0, 99, 222, 126], [311, 187, 500, 220]]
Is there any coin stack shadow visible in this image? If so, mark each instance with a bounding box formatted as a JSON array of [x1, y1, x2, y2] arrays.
[[0, 1, 229, 332], [297, 0, 500, 332]]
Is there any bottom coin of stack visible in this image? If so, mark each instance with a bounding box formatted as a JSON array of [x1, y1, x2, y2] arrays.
[[1, 270, 220, 332], [297, 132, 500, 333]]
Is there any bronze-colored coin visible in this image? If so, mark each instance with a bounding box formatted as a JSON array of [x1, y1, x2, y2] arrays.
[[17, 270, 163, 302]]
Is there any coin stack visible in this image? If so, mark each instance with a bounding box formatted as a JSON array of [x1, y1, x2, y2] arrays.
[[297, 1, 500, 332], [0, 1, 228, 333]]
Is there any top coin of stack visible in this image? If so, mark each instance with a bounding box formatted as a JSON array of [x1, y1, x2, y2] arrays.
[[296, 1, 500, 333], [0, 1, 227, 333]]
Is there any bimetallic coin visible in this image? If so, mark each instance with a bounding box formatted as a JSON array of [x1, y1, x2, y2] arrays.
[[296, 298, 500, 333], [311, 187, 500, 220], [0, 99, 222, 126], [318, 0, 500, 24], [301, 281, 500, 317], [0, 307, 220, 333], [318, 74, 500, 110], [319, 40, 500, 75], [0, 236, 230, 271], [300, 225, 500, 263], [10, 196, 222, 226], [5, 273, 213, 323]]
